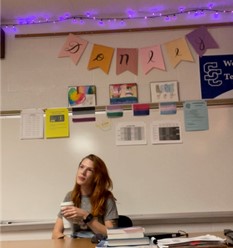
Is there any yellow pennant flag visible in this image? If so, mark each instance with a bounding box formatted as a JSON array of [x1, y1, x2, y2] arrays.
[[88, 44, 114, 74], [164, 37, 194, 68]]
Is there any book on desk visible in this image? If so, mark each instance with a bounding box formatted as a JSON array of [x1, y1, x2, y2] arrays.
[[97, 237, 150, 247], [107, 226, 145, 239], [96, 226, 150, 247]]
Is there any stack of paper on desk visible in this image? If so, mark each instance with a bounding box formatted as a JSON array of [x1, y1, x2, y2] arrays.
[[157, 234, 226, 248]]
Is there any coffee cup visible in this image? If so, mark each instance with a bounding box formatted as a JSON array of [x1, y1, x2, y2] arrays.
[[60, 201, 74, 228], [60, 201, 74, 210]]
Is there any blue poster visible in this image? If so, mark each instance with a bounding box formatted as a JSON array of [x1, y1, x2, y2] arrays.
[[184, 101, 209, 131], [199, 54, 233, 99]]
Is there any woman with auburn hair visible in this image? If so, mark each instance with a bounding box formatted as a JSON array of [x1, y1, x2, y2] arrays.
[[52, 154, 118, 239]]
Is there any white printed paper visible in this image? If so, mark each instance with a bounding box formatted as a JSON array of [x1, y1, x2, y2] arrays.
[[151, 121, 182, 144], [116, 122, 147, 145], [20, 109, 44, 139]]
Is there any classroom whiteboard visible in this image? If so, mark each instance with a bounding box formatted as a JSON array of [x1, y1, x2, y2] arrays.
[[1, 105, 233, 222]]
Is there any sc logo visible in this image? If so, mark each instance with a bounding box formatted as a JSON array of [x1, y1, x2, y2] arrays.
[[203, 62, 222, 86]]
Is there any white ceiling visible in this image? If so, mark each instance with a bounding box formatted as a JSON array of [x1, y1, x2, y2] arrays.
[[1, 0, 233, 34]]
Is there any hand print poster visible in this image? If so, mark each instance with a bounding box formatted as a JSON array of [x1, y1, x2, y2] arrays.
[[68, 85, 96, 107], [150, 81, 179, 103]]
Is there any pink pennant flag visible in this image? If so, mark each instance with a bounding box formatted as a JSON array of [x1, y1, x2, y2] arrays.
[[140, 45, 165, 74], [164, 37, 194, 68], [186, 26, 219, 57], [116, 48, 138, 75], [58, 33, 88, 65]]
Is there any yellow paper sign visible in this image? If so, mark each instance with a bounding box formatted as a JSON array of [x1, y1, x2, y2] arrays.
[[45, 108, 69, 138]]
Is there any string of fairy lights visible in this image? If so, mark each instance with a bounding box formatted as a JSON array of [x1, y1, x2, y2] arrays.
[[1, 6, 233, 32]]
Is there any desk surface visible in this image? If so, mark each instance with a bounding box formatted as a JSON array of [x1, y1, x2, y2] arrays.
[[0, 238, 95, 248], [0, 232, 226, 248]]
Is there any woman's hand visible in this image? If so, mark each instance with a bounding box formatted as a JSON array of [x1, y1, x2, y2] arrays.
[[61, 206, 87, 223]]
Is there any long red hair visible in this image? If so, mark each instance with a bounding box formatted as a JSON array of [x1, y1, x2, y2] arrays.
[[71, 154, 115, 216]]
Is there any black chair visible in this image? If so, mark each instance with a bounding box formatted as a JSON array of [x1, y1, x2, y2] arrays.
[[118, 215, 133, 227]]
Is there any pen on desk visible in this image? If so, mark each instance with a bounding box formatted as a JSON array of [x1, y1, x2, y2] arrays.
[[151, 232, 188, 243], [1, 221, 12, 224]]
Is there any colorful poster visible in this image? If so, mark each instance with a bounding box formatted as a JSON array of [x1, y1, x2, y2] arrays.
[[199, 54, 233, 99], [109, 83, 138, 104], [68, 85, 96, 107], [45, 108, 69, 138]]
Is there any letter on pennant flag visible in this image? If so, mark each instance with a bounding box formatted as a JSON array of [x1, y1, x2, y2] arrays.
[[116, 48, 138, 75], [140, 45, 165, 74], [186, 26, 219, 57], [164, 37, 194, 68], [88, 44, 114, 74], [58, 33, 88, 65]]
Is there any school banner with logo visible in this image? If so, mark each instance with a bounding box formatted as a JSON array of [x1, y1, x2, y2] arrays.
[[199, 54, 233, 99]]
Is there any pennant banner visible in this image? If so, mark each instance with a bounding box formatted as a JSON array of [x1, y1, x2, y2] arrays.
[[59, 27, 220, 72], [140, 45, 165, 74], [58, 33, 88, 65], [88, 44, 114, 74], [186, 26, 219, 57], [116, 48, 138, 75], [164, 37, 194, 68]]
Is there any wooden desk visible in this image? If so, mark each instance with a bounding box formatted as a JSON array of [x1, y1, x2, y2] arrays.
[[0, 238, 95, 248], [0, 232, 227, 248]]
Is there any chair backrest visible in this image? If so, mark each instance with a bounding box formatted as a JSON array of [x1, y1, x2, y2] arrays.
[[118, 215, 133, 227]]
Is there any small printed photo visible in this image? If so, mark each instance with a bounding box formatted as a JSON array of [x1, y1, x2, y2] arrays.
[[68, 85, 96, 107], [109, 83, 138, 104]]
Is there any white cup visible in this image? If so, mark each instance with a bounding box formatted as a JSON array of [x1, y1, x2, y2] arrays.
[[60, 201, 74, 229], [60, 201, 74, 209]]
